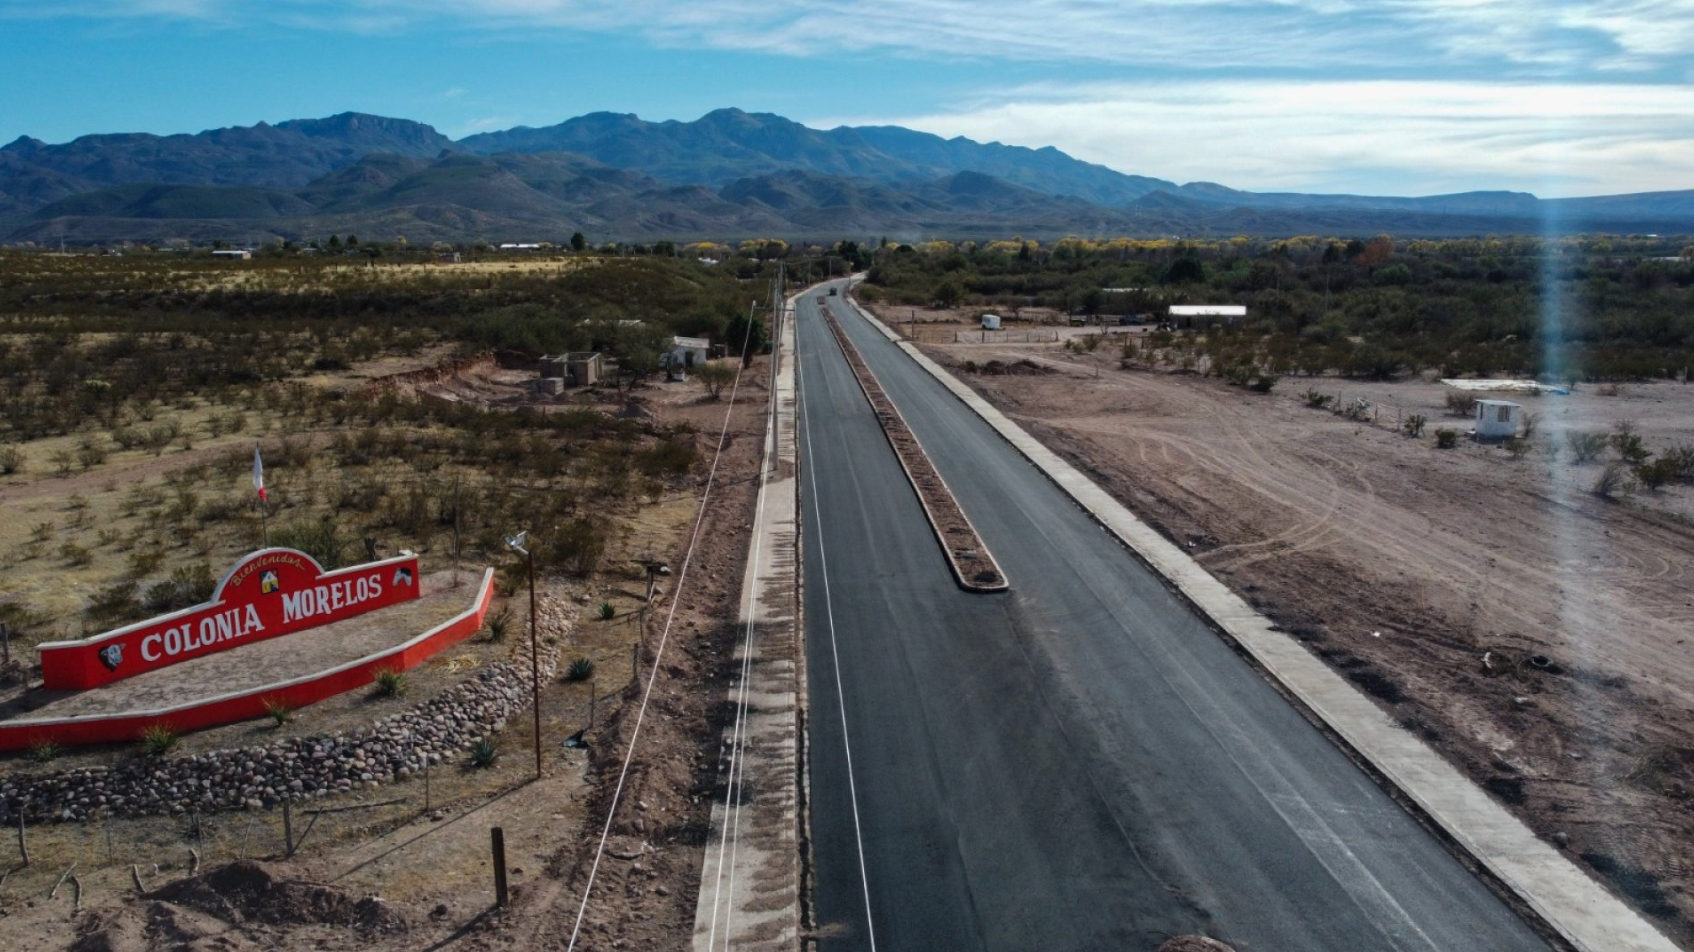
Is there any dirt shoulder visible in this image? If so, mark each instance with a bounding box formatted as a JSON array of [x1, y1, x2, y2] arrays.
[[921, 334, 1694, 946]]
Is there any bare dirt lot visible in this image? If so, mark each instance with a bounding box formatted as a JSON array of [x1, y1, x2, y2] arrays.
[[904, 311, 1694, 946], [0, 357, 771, 952]]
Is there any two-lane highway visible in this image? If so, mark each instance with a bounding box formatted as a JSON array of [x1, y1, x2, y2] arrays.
[[798, 283, 1549, 951]]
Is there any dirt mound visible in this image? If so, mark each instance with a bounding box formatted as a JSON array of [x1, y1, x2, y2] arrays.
[[1157, 937, 1237, 952], [980, 358, 1053, 376], [148, 860, 408, 936], [68, 912, 147, 952]]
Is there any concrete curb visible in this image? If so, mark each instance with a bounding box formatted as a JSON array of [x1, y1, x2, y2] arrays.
[[693, 294, 803, 952], [819, 303, 1007, 593], [841, 291, 1678, 952]]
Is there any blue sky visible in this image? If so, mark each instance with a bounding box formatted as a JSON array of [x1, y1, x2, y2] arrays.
[[2, 1, 1692, 197]]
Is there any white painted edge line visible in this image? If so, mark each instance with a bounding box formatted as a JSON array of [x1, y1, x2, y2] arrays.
[[841, 292, 1678, 952], [7, 569, 496, 729]]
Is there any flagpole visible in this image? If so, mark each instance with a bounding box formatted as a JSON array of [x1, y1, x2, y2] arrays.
[[254, 444, 270, 548]]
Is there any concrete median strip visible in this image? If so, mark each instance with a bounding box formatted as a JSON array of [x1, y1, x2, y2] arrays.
[[820, 304, 1008, 594], [841, 290, 1678, 952], [693, 297, 803, 952]]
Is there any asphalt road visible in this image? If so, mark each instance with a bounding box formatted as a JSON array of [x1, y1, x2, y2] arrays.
[[797, 283, 1549, 952]]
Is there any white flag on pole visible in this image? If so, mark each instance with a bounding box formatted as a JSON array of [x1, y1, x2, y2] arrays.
[[253, 446, 266, 501]]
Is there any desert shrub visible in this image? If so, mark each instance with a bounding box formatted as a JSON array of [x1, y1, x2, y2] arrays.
[[143, 563, 216, 613], [566, 657, 595, 682], [0, 445, 22, 474], [597, 600, 616, 621], [1635, 458, 1676, 491], [1249, 374, 1279, 393], [140, 724, 179, 756], [635, 438, 696, 478], [1404, 413, 1427, 437], [1504, 437, 1532, 459], [483, 606, 512, 641], [86, 581, 144, 627], [545, 518, 608, 577], [1519, 411, 1539, 439], [272, 514, 349, 569], [1444, 392, 1478, 416], [469, 737, 500, 768], [693, 361, 737, 399], [1567, 432, 1610, 463], [1592, 461, 1629, 498], [1435, 429, 1459, 449], [59, 541, 92, 566], [30, 740, 62, 763], [1303, 388, 1333, 409], [372, 668, 408, 697], [1662, 444, 1694, 481], [1610, 423, 1651, 464], [76, 437, 108, 470]]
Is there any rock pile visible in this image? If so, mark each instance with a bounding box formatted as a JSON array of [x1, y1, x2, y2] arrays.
[[0, 597, 570, 824]]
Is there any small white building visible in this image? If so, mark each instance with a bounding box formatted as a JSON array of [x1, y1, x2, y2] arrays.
[[211, 249, 251, 260], [981, 313, 1002, 330], [1474, 399, 1522, 440], [1168, 304, 1245, 328], [663, 336, 710, 372]]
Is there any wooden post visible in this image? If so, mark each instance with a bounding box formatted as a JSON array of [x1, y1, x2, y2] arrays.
[[282, 800, 294, 857], [491, 827, 510, 908], [1, 621, 10, 668], [589, 681, 597, 730], [424, 759, 431, 813], [17, 813, 28, 866]]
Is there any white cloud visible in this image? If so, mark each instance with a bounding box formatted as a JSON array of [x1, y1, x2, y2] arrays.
[[828, 80, 1694, 197], [8, 0, 1694, 74]]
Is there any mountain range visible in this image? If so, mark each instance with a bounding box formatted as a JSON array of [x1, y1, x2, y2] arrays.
[[3, 108, 1690, 244]]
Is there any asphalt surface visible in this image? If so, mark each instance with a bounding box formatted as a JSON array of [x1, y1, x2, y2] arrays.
[[797, 283, 1550, 952]]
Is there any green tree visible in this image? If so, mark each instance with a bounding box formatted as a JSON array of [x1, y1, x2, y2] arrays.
[[724, 311, 769, 367], [608, 323, 670, 390], [933, 279, 963, 308], [1164, 256, 1205, 284], [571, 231, 588, 252]]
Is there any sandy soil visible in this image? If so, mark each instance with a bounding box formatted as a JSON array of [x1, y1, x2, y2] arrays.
[[0, 357, 773, 951], [916, 325, 1694, 945]]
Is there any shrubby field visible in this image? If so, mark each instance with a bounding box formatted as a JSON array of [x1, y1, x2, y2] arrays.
[[0, 247, 777, 650], [860, 234, 1694, 383]]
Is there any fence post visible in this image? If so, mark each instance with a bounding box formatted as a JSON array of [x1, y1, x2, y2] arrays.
[[491, 827, 510, 907], [282, 801, 294, 857]]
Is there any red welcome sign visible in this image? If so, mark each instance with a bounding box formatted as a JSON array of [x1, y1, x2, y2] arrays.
[[39, 548, 421, 690]]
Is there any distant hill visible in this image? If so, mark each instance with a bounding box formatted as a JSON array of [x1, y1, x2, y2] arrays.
[[4, 107, 1691, 243]]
